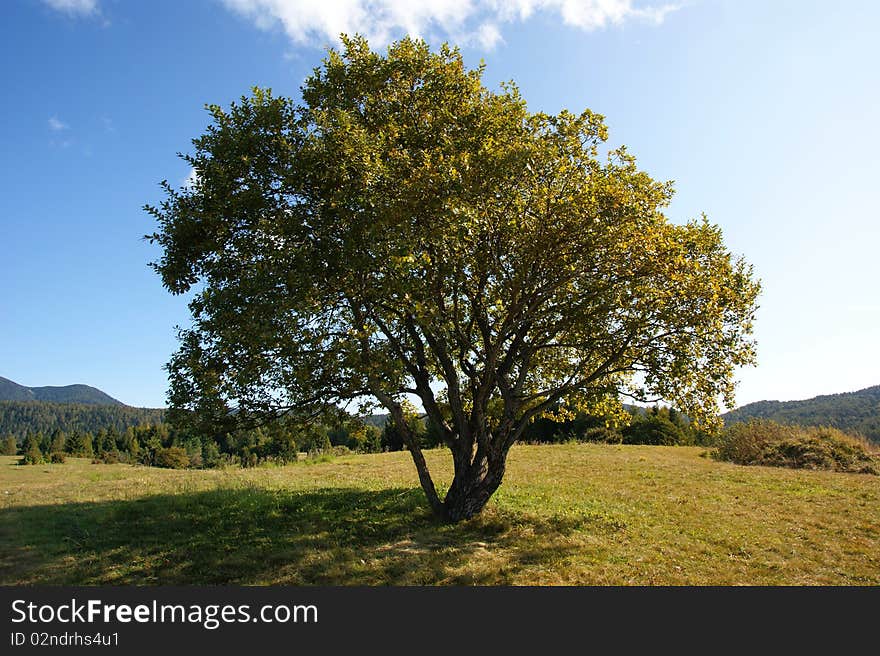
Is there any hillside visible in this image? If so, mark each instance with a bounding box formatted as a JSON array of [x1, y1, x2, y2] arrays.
[[723, 385, 880, 443], [1, 444, 877, 585], [0, 401, 165, 440], [0, 376, 122, 406]]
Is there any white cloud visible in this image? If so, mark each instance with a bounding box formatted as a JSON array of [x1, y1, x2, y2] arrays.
[[48, 116, 69, 131], [42, 0, 99, 16], [473, 22, 503, 49], [219, 0, 680, 50]]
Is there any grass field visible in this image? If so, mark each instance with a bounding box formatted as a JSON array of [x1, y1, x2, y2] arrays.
[[1, 444, 878, 585]]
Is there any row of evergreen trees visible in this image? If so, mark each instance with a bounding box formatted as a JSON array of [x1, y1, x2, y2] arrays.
[[4, 415, 400, 468], [3, 404, 705, 468]]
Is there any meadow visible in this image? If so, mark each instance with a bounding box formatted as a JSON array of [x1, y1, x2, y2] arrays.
[[1, 444, 877, 585]]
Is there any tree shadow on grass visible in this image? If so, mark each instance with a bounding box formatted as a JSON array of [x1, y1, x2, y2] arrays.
[[0, 486, 609, 585]]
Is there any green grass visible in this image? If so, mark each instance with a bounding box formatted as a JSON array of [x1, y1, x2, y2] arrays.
[[1, 444, 878, 585]]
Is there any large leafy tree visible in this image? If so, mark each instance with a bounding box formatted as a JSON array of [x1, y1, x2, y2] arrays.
[[147, 36, 759, 521]]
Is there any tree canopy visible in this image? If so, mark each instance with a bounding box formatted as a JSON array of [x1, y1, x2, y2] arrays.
[[147, 36, 760, 521]]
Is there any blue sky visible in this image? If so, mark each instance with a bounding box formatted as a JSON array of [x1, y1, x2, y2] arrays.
[[1, 0, 878, 409]]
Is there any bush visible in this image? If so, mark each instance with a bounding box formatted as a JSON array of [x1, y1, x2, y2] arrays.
[[49, 451, 66, 464], [19, 448, 44, 465], [714, 420, 877, 474], [19, 433, 44, 465], [623, 414, 687, 446], [154, 446, 191, 469], [582, 426, 624, 444], [93, 450, 131, 465]]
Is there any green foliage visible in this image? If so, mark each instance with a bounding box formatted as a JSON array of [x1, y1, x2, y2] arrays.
[[331, 420, 382, 453], [582, 426, 623, 444], [622, 407, 692, 446], [521, 405, 618, 443], [297, 425, 332, 456], [623, 414, 683, 445], [147, 35, 760, 519], [518, 404, 696, 446], [154, 446, 191, 469], [49, 429, 66, 454], [19, 433, 43, 465], [723, 385, 880, 444], [0, 401, 164, 441], [341, 420, 382, 453], [200, 440, 223, 468], [1, 435, 16, 455], [381, 410, 425, 451], [93, 450, 131, 465], [49, 452, 66, 464], [714, 419, 877, 474], [64, 430, 94, 457]]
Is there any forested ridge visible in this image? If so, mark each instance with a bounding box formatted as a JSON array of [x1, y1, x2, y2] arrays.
[[722, 385, 880, 443], [0, 401, 164, 439], [0, 376, 122, 405]]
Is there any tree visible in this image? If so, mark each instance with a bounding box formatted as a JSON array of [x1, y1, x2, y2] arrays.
[[2, 435, 17, 455], [20, 432, 43, 465], [65, 430, 94, 458], [622, 411, 686, 446], [147, 36, 759, 521], [49, 429, 66, 454]]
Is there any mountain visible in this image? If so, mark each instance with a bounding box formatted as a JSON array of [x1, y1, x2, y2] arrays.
[[723, 385, 880, 443], [0, 376, 123, 406], [0, 401, 165, 440], [360, 414, 390, 428]]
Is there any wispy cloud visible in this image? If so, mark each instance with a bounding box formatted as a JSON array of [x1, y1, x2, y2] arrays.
[[42, 0, 99, 16], [48, 116, 69, 131], [219, 0, 680, 50], [183, 167, 200, 189]]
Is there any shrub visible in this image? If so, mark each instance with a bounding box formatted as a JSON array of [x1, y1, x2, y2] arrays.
[[582, 426, 624, 444], [154, 446, 191, 469], [94, 450, 131, 465], [49, 451, 66, 464], [714, 420, 877, 474], [19, 434, 43, 465], [623, 414, 687, 446], [19, 447, 44, 465]]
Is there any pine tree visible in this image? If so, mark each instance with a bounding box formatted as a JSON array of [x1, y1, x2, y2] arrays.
[[20, 432, 43, 465], [50, 429, 66, 454], [2, 435, 17, 455]]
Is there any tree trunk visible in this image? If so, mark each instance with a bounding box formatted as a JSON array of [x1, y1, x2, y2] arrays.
[[394, 408, 510, 522], [388, 408, 445, 517], [441, 448, 507, 522]]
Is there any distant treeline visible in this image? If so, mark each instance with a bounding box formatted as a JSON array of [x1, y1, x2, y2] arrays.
[[4, 403, 706, 469], [6, 416, 394, 468], [519, 405, 707, 446], [0, 401, 165, 439], [722, 385, 880, 444], [370, 405, 706, 448]]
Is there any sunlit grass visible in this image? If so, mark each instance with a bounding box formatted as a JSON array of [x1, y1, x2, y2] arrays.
[[1, 445, 877, 585]]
